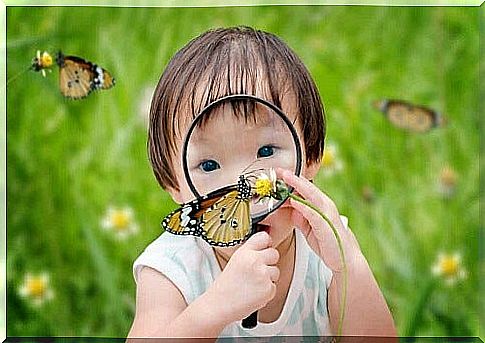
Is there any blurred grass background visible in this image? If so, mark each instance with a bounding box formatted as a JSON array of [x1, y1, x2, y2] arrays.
[[6, 6, 480, 338]]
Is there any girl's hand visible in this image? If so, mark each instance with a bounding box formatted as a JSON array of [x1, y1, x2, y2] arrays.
[[277, 168, 362, 272], [206, 231, 280, 324]]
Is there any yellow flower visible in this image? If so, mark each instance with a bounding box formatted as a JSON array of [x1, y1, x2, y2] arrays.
[[431, 252, 467, 286], [33, 50, 53, 77], [39, 51, 53, 68], [254, 168, 278, 211], [101, 206, 139, 240], [18, 272, 54, 306], [255, 178, 273, 197], [321, 148, 335, 167], [321, 143, 343, 177]]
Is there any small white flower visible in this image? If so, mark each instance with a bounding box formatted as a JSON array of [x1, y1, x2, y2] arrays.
[[101, 206, 139, 240], [18, 272, 54, 307], [431, 252, 467, 286], [320, 143, 344, 177]]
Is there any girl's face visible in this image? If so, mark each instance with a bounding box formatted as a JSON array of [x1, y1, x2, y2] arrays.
[[168, 99, 320, 255]]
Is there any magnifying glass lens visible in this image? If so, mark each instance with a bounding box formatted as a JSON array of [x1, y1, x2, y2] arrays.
[[185, 99, 298, 221]]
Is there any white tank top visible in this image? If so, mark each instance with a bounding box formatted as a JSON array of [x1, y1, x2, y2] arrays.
[[133, 216, 348, 338]]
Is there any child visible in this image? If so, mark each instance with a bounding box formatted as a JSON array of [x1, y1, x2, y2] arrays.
[[128, 26, 396, 339]]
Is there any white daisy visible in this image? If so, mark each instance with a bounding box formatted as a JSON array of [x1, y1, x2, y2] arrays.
[[18, 272, 54, 307], [101, 206, 139, 240], [431, 251, 467, 286]]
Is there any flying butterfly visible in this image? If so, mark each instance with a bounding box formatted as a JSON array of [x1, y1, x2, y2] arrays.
[[55, 51, 116, 100], [162, 175, 254, 247], [373, 99, 445, 133]]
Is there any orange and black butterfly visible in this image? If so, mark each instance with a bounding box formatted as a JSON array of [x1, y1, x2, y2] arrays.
[[55, 51, 115, 100], [373, 99, 445, 133], [162, 175, 254, 247]]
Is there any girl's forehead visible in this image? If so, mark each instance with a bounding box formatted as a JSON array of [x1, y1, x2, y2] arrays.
[[172, 92, 302, 152], [194, 105, 297, 140]]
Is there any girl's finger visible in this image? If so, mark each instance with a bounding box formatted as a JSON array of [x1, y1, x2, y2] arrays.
[[266, 266, 280, 283], [277, 168, 325, 206], [290, 198, 334, 244], [291, 208, 312, 238], [244, 231, 272, 251], [277, 168, 343, 228], [278, 168, 336, 205], [259, 247, 280, 266]]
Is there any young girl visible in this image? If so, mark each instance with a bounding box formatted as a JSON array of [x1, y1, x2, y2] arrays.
[[128, 26, 396, 339]]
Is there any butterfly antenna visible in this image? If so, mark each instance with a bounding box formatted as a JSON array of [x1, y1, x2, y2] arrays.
[[241, 159, 270, 176], [243, 168, 268, 182], [240, 160, 259, 175]]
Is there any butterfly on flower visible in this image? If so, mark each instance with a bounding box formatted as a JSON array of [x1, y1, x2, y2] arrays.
[[162, 175, 254, 247], [55, 51, 115, 100], [373, 99, 445, 133]]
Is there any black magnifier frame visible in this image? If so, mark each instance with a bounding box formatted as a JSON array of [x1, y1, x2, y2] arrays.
[[181, 94, 303, 329]]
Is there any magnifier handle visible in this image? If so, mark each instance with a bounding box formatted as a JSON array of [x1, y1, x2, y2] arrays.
[[241, 223, 262, 329], [242, 311, 258, 329]]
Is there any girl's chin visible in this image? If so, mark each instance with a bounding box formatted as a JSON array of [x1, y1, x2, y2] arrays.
[[256, 223, 294, 248]]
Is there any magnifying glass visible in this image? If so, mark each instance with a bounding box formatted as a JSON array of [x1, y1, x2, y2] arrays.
[[181, 94, 302, 328]]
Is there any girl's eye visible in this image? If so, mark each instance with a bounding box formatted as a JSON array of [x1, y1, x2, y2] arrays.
[[257, 145, 275, 158], [200, 160, 220, 172]]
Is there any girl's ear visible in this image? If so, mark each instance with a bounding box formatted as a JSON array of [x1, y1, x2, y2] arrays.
[[303, 160, 321, 180], [166, 187, 183, 205]]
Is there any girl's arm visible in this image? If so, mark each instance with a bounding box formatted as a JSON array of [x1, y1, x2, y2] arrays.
[[127, 266, 226, 340], [328, 247, 397, 336], [127, 231, 280, 339], [280, 169, 397, 336]]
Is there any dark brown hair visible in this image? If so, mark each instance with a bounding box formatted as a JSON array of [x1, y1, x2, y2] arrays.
[[148, 26, 325, 191]]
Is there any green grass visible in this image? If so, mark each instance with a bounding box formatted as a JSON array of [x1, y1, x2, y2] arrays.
[[6, 6, 480, 337]]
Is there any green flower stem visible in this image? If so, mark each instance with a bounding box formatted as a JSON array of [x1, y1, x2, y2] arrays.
[[288, 193, 348, 337], [403, 277, 436, 337]]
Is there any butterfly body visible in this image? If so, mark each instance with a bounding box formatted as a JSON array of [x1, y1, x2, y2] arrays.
[[374, 99, 444, 133], [55, 51, 115, 99], [162, 175, 253, 247]]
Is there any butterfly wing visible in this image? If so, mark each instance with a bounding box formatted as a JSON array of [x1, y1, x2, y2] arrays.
[[201, 191, 252, 247], [58, 57, 94, 99], [56, 52, 115, 99], [96, 67, 115, 90], [385, 100, 437, 133], [162, 203, 202, 236], [161, 185, 239, 238], [411, 106, 440, 132]]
